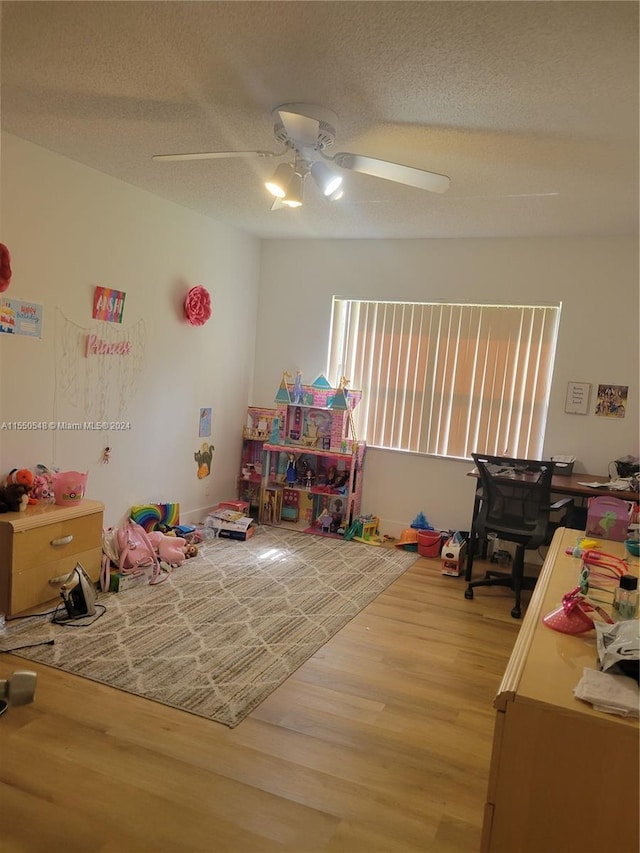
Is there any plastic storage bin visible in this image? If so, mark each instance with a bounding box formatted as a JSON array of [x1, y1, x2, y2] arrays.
[[417, 529, 442, 557], [52, 471, 88, 506]]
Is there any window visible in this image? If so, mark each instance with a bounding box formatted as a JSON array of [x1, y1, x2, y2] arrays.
[[328, 299, 561, 460]]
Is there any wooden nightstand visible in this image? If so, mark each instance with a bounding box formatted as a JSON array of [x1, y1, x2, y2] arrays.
[[0, 499, 104, 617]]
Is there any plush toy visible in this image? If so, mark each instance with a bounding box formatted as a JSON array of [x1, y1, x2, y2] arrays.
[[5, 468, 36, 504], [184, 543, 199, 559], [31, 473, 55, 503], [147, 531, 188, 567], [0, 483, 29, 513]]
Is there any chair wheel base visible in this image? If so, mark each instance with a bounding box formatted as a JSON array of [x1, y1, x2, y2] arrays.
[[464, 588, 474, 600], [510, 606, 521, 619]]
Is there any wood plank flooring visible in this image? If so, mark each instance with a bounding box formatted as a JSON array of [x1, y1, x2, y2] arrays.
[[0, 554, 525, 853]]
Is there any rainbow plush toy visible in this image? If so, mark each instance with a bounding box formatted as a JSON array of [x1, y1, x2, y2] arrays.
[[130, 503, 180, 532]]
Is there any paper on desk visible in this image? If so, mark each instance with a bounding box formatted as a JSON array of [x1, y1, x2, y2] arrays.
[[577, 479, 632, 490], [573, 667, 639, 717]]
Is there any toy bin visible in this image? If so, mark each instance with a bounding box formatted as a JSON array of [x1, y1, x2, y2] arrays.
[[417, 529, 442, 557], [52, 471, 88, 507], [585, 496, 633, 542]]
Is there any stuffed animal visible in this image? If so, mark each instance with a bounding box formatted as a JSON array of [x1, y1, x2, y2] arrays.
[[32, 464, 55, 503], [0, 483, 29, 513], [184, 543, 199, 559], [147, 531, 188, 567], [5, 468, 37, 504], [31, 473, 55, 503]]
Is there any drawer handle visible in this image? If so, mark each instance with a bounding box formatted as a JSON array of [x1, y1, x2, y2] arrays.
[[51, 534, 74, 547]]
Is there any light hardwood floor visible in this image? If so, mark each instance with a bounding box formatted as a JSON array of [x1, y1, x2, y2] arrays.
[[0, 555, 525, 853]]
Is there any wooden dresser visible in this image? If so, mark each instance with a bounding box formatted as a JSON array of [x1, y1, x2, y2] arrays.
[[0, 499, 104, 617], [482, 527, 639, 853]]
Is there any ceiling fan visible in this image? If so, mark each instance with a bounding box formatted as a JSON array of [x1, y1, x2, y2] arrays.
[[152, 103, 451, 208]]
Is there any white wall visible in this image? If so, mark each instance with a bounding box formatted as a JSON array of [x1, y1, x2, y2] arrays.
[[254, 238, 639, 534], [3, 135, 636, 536], [0, 133, 261, 527]]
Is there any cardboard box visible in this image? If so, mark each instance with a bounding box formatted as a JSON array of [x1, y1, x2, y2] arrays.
[[441, 535, 467, 576], [217, 525, 255, 541], [109, 570, 149, 592], [218, 500, 250, 514]]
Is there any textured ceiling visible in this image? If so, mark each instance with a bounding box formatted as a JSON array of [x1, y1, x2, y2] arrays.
[[1, 1, 638, 240]]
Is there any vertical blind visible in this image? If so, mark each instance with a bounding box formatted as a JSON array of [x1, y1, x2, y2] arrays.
[[328, 299, 561, 459]]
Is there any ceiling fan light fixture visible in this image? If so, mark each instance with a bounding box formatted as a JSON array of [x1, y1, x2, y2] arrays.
[[282, 171, 304, 207], [310, 161, 343, 197], [265, 163, 294, 198]]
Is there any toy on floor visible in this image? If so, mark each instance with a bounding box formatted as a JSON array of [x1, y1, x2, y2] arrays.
[[441, 531, 468, 576], [410, 511, 433, 531], [148, 531, 189, 567], [344, 515, 383, 545]]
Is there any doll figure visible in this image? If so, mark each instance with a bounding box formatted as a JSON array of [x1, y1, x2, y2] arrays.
[[286, 454, 297, 487]]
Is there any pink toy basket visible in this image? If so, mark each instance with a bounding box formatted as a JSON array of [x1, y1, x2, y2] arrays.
[[52, 470, 88, 506]]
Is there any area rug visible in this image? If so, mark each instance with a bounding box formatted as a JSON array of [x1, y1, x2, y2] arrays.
[[1, 526, 418, 727]]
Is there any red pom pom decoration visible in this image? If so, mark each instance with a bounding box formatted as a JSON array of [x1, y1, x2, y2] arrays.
[[184, 285, 211, 327], [0, 243, 12, 293]]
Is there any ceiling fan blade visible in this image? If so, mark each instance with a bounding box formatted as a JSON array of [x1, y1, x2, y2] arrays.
[[277, 110, 320, 147], [333, 152, 450, 194], [152, 149, 282, 162]]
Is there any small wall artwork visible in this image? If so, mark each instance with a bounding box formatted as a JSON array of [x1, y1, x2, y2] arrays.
[[595, 384, 628, 418], [93, 286, 126, 323], [565, 381, 591, 415], [194, 442, 215, 478], [0, 296, 43, 338], [199, 407, 212, 437]]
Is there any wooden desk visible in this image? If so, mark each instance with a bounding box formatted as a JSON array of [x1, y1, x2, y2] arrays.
[[482, 528, 639, 853], [465, 469, 638, 580], [467, 467, 638, 504], [546, 471, 638, 503]]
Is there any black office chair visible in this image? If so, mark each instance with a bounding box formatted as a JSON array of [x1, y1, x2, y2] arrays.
[[464, 453, 572, 619]]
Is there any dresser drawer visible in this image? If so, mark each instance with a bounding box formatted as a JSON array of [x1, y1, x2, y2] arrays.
[[0, 499, 104, 617], [11, 546, 102, 615], [12, 513, 102, 571]]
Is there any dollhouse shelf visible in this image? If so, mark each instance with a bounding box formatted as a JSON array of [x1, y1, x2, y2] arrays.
[[260, 443, 365, 534], [237, 407, 279, 518], [257, 374, 366, 534]]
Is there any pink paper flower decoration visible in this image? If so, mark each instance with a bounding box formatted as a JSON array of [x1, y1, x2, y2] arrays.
[[184, 285, 211, 326], [0, 243, 12, 292]]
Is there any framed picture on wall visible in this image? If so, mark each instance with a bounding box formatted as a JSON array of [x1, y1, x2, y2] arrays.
[[565, 381, 591, 415], [595, 384, 628, 418]]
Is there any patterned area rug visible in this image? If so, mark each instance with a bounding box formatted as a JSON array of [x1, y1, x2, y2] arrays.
[[2, 526, 418, 727]]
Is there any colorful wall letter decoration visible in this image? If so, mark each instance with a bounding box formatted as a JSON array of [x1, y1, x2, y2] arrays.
[[93, 286, 126, 323]]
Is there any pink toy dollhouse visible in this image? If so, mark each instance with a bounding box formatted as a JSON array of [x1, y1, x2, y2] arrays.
[[259, 372, 366, 534]]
